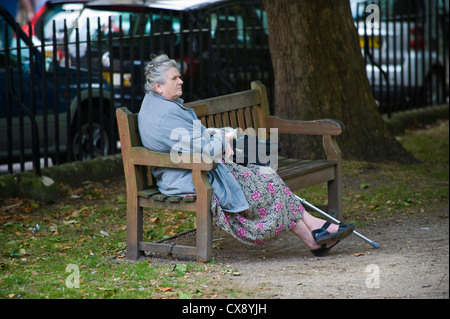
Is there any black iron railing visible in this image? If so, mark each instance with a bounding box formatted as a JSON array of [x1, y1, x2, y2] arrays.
[[1, 0, 448, 175]]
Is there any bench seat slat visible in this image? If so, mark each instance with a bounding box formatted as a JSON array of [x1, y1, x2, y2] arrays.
[[277, 159, 336, 179], [277, 156, 299, 166], [137, 187, 160, 199], [138, 186, 197, 204]]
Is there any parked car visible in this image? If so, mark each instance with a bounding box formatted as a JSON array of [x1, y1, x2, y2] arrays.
[[351, 0, 449, 109], [66, 0, 449, 115], [66, 0, 271, 111], [1, 5, 114, 169]]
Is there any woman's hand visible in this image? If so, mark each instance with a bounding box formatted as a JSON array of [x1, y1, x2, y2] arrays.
[[220, 134, 234, 158], [224, 139, 234, 158], [225, 140, 234, 158]]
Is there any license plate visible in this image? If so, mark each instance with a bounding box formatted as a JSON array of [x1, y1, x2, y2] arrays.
[[360, 36, 380, 48], [102, 72, 132, 87]]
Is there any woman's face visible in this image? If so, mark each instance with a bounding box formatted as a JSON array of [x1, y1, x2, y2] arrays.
[[155, 66, 183, 100]]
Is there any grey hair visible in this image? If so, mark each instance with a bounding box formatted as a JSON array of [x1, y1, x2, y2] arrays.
[[144, 53, 178, 93]]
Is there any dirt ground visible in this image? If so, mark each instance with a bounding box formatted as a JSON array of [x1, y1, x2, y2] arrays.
[[156, 205, 449, 299]]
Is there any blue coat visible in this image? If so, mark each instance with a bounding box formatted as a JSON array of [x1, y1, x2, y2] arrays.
[[138, 92, 249, 213]]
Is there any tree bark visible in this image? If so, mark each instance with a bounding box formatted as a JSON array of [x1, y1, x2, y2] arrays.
[[262, 0, 416, 163]]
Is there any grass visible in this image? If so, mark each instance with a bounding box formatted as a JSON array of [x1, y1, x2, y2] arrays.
[[0, 120, 448, 299], [300, 120, 449, 225], [1, 189, 243, 299]]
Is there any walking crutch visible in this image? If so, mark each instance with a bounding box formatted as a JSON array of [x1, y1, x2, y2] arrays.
[[295, 195, 380, 249]]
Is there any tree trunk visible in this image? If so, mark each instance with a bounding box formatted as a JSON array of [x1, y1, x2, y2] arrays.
[[262, 0, 416, 163]]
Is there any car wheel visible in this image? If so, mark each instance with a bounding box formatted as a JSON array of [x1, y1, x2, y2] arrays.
[[71, 112, 110, 161]]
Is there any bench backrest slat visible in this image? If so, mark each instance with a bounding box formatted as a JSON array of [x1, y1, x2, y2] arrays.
[[185, 83, 270, 139], [186, 89, 260, 116]]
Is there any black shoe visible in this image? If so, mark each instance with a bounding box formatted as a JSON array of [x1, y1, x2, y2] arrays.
[[312, 222, 355, 246], [310, 241, 340, 257]]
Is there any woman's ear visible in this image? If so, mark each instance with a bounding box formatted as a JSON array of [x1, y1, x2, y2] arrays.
[[154, 82, 163, 95]]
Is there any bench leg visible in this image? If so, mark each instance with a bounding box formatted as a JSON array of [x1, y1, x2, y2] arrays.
[[193, 170, 213, 261], [126, 199, 144, 260], [196, 204, 213, 261], [323, 136, 343, 220], [327, 165, 343, 220]]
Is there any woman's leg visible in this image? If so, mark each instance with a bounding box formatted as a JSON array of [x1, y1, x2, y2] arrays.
[[289, 219, 317, 249], [301, 211, 338, 233], [289, 211, 341, 250], [289, 218, 337, 250]]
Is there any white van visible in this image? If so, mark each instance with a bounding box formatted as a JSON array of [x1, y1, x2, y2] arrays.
[[351, 0, 449, 110]]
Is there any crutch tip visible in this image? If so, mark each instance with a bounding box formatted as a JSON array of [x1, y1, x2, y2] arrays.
[[370, 241, 380, 249]]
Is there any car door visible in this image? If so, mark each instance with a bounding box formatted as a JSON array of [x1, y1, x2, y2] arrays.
[[1, 8, 65, 164]]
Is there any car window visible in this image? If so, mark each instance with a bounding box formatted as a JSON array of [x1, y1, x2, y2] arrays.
[[1, 14, 14, 51], [386, 0, 424, 18], [142, 13, 181, 34], [68, 8, 140, 58], [1, 16, 31, 64], [350, 0, 368, 20], [254, 8, 268, 36], [139, 12, 181, 46], [351, 0, 425, 21], [209, 4, 266, 46], [69, 7, 184, 59], [438, 0, 449, 14], [210, 13, 248, 43], [38, 3, 85, 41], [72, 8, 136, 43]]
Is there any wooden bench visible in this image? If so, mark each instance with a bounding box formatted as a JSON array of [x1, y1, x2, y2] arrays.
[[116, 80, 345, 261]]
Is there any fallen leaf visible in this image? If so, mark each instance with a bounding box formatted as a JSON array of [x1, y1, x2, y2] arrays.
[[149, 217, 160, 223], [352, 253, 365, 257], [70, 211, 81, 218], [63, 220, 79, 225]]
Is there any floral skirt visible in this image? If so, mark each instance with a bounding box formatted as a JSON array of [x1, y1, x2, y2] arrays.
[[211, 159, 305, 245]]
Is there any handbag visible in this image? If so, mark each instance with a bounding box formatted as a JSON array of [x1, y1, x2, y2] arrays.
[[231, 135, 280, 166]]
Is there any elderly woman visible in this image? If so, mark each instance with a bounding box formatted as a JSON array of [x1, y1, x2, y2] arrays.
[[138, 53, 354, 257]]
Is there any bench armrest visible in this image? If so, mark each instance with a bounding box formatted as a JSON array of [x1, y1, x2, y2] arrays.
[[265, 115, 345, 136], [131, 146, 218, 171]]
